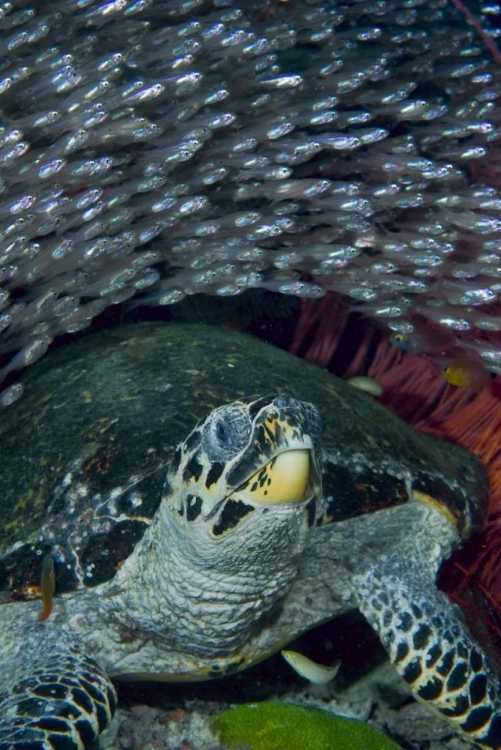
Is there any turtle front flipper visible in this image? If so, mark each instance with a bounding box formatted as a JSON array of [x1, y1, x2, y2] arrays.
[[356, 557, 501, 749], [0, 624, 116, 750]]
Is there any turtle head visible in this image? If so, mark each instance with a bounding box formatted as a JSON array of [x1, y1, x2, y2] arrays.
[[163, 393, 323, 571], [122, 393, 323, 656]]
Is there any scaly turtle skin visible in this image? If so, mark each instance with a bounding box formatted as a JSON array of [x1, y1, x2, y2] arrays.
[[0, 323, 499, 750]]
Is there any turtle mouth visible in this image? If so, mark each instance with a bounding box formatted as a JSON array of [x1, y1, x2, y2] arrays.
[[227, 449, 320, 507]]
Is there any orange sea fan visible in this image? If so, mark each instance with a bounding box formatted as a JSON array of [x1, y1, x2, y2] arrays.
[[292, 293, 501, 654]]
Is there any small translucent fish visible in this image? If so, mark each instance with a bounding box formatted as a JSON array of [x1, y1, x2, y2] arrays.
[[350, 300, 411, 318], [390, 326, 454, 354], [0, 382, 23, 407], [346, 376, 383, 397], [471, 313, 501, 332], [38, 555, 55, 622], [459, 338, 501, 365], [0, 336, 52, 382], [441, 358, 490, 391], [281, 650, 341, 686]]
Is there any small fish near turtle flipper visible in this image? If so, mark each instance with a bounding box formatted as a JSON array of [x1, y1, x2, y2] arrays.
[[355, 557, 501, 749], [0, 624, 116, 750], [38, 554, 56, 622]]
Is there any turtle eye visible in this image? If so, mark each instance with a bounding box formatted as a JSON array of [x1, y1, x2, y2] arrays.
[[203, 404, 251, 460]]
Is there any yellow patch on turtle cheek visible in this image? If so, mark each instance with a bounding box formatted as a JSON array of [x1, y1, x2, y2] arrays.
[[242, 449, 311, 504]]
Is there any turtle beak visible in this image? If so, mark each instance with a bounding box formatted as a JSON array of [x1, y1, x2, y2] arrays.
[[228, 448, 321, 506]]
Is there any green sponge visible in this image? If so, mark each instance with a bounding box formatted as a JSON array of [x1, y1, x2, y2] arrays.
[[211, 701, 402, 750]]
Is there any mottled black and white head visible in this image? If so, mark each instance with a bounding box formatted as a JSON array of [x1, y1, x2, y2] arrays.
[[163, 394, 322, 572]]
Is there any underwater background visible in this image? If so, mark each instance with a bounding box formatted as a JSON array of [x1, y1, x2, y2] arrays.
[[2, 0, 501, 747]]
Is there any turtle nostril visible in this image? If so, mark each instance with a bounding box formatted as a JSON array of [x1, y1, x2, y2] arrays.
[[274, 394, 298, 409]]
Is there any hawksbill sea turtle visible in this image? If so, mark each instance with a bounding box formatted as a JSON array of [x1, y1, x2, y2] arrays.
[[0, 323, 499, 749]]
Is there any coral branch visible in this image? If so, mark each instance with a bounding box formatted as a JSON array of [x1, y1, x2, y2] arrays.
[[450, 0, 501, 63]]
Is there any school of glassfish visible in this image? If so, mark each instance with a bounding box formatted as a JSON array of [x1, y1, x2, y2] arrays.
[[1, 0, 501, 403]]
